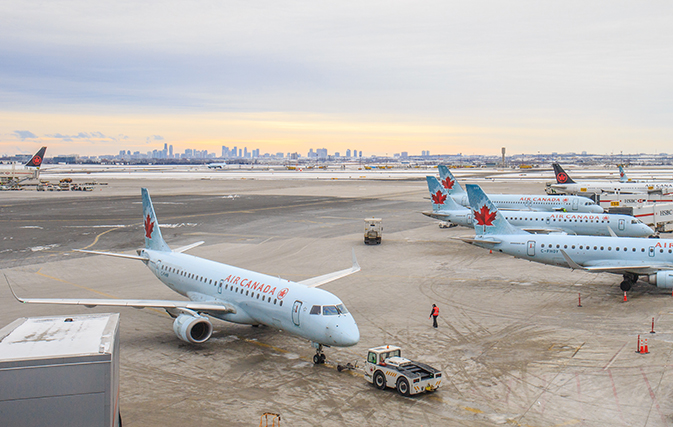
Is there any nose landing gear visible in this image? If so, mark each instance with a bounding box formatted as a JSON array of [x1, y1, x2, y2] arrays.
[[312, 343, 326, 364]]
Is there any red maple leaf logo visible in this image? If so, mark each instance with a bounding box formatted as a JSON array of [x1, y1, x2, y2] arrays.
[[474, 205, 497, 226], [441, 177, 454, 190], [557, 172, 568, 183], [32, 155, 42, 166], [620, 171, 624, 178], [431, 190, 447, 205], [278, 288, 289, 299], [144, 214, 154, 238]]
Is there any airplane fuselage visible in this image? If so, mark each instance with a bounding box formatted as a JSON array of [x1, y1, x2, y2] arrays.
[[552, 181, 673, 195], [425, 209, 653, 237], [451, 194, 602, 213], [140, 248, 360, 347], [473, 234, 673, 276]]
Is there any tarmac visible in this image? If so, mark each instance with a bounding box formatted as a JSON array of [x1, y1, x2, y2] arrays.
[[2, 168, 673, 426]]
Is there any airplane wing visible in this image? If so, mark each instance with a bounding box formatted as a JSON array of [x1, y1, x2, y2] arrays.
[[519, 228, 566, 234], [422, 211, 451, 221], [174, 241, 204, 253], [75, 249, 148, 261], [6, 278, 236, 314], [453, 236, 502, 245], [298, 249, 360, 288], [559, 250, 671, 274]]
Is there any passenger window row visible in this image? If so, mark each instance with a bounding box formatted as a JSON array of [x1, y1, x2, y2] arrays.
[[539, 244, 672, 254], [159, 264, 283, 306]]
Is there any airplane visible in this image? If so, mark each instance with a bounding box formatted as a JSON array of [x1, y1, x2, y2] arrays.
[[422, 176, 654, 237], [0, 147, 46, 183], [8, 188, 361, 364], [457, 183, 673, 292], [207, 162, 227, 169], [551, 163, 673, 195], [437, 165, 603, 213]]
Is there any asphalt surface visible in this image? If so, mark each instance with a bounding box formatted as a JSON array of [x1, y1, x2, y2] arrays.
[[2, 172, 673, 426]]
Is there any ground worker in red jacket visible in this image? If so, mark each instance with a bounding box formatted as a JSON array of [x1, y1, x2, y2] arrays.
[[430, 304, 439, 328]]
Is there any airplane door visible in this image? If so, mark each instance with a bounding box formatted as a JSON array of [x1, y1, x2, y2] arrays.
[[619, 219, 625, 231], [572, 199, 579, 211], [649, 246, 655, 257], [467, 213, 473, 225], [218, 279, 223, 294], [292, 301, 302, 326], [527, 241, 535, 256]]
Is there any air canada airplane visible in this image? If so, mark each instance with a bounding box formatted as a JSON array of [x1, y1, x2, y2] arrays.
[[457, 184, 673, 292], [422, 176, 654, 237], [551, 163, 673, 195], [437, 165, 603, 213], [9, 188, 360, 364], [0, 146, 46, 183]]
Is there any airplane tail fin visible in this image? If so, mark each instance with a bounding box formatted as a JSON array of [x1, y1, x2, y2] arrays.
[[141, 188, 171, 252], [552, 163, 575, 184], [466, 184, 527, 236], [618, 165, 629, 183], [25, 147, 46, 168], [426, 176, 463, 211], [437, 165, 466, 195]]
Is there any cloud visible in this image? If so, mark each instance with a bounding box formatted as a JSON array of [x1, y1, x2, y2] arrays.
[[46, 131, 115, 141], [13, 130, 37, 139], [152, 135, 164, 140]]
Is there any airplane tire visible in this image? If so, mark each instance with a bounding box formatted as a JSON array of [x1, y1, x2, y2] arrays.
[[319, 354, 326, 364], [396, 378, 410, 396], [313, 354, 320, 364], [620, 281, 632, 292], [374, 371, 387, 390]]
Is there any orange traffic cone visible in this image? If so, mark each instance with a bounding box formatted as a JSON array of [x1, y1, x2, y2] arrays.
[[623, 292, 627, 302]]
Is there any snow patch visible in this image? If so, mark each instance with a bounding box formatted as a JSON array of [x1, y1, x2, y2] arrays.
[[29, 244, 59, 252]]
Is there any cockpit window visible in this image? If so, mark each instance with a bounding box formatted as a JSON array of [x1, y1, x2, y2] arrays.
[[336, 304, 349, 314], [322, 305, 339, 315], [310, 305, 321, 315]]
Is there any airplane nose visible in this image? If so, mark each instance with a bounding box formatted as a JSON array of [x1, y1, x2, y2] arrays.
[[331, 318, 360, 347]]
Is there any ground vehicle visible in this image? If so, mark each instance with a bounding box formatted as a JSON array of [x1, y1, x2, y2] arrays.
[[364, 345, 441, 396], [364, 218, 382, 244]]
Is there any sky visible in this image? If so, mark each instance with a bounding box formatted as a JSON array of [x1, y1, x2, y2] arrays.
[[1, 1, 672, 157]]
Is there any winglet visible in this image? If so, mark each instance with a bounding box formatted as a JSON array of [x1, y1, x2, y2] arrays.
[[5, 275, 25, 303], [560, 250, 585, 270], [352, 248, 360, 272]]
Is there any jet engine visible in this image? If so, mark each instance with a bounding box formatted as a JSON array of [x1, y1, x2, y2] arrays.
[[644, 271, 673, 289], [172, 314, 213, 343]]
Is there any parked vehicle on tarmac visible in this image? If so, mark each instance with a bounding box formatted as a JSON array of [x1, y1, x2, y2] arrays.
[[364, 345, 441, 396]]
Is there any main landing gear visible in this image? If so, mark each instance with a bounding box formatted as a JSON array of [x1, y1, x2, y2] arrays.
[[620, 273, 639, 292], [312, 343, 326, 364]]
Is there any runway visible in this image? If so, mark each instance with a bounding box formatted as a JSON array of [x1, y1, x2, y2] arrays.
[[2, 171, 673, 426]]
